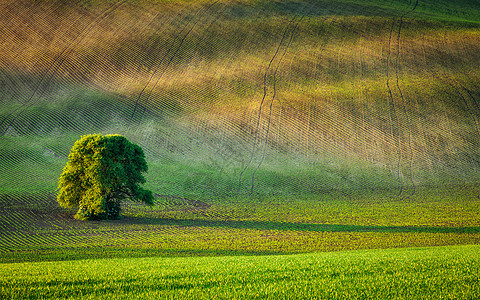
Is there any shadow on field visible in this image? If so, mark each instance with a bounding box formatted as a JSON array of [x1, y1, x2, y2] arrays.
[[0, 247, 285, 264], [122, 217, 480, 234]]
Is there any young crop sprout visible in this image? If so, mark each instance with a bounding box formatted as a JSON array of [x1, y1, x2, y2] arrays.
[[57, 134, 154, 220]]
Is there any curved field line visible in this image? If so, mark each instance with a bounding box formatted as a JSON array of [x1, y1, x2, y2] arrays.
[[130, 1, 219, 124], [395, 0, 419, 198], [0, 2, 38, 105], [385, 0, 419, 198], [385, 15, 405, 195], [103, 8, 177, 96], [0, 1, 61, 123], [432, 75, 480, 180], [0, 1, 127, 136], [236, 15, 300, 194], [128, 7, 200, 122], [24, 3, 84, 86], [413, 73, 476, 183], [250, 15, 305, 194], [447, 76, 480, 141], [143, 1, 224, 120], [1, 2, 122, 131]]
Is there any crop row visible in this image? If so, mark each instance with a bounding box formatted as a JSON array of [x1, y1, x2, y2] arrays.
[[0, 186, 479, 262], [1, 244, 479, 299], [1, 0, 480, 197]]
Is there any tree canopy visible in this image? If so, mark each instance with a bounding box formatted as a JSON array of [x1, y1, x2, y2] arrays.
[[57, 134, 154, 220]]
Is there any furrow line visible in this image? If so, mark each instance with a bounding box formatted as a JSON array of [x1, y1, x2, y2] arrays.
[[238, 15, 298, 194], [395, 0, 419, 198], [128, 11, 196, 122], [1, 0, 127, 136], [385, 14, 405, 197], [130, 1, 219, 123], [251, 15, 305, 194]]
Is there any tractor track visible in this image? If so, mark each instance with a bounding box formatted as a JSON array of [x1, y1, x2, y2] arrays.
[[394, 0, 418, 199], [250, 15, 304, 194], [129, 5, 204, 123], [385, 16, 403, 194], [385, 0, 419, 198], [236, 13, 303, 194]]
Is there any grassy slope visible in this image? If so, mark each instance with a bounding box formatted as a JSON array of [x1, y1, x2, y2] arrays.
[[1, 245, 479, 299], [1, 0, 480, 198]]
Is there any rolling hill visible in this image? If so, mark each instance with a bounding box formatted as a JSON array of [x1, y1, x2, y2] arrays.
[[1, 0, 480, 197], [2, 2, 480, 297]]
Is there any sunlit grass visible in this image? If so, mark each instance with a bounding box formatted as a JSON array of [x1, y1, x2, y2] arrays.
[[1, 245, 479, 299], [1, 185, 479, 263]]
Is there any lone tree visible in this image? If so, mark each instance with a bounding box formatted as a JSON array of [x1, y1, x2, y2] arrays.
[[57, 134, 154, 220]]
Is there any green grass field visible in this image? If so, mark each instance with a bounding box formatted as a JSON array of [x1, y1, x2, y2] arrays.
[[1, 0, 480, 298], [1, 245, 479, 299], [1, 185, 479, 267]]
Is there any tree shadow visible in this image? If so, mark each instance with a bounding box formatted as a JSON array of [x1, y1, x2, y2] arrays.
[[121, 216, 480, 234]]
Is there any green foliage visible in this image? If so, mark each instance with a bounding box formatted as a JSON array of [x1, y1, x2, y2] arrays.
[[57, 134, 153, 220]]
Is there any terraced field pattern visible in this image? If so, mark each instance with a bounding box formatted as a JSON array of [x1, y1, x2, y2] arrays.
[[1, 0, 480, 298]]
